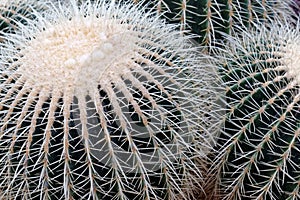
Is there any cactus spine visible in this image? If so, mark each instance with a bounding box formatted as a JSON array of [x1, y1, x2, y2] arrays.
[[0, 0, 219, 199], [213, 20, 300, 199]]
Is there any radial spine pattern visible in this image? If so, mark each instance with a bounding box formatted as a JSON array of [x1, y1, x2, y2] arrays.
[[0, 0, 218, 199], [214, 21, 300, 200]]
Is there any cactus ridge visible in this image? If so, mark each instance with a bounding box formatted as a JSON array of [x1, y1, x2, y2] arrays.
[[213, 21, 300, 200], [0, 0, 219, 199]]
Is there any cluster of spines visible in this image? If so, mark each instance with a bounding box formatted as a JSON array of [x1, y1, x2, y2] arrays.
[[0, 0, 52, 42]]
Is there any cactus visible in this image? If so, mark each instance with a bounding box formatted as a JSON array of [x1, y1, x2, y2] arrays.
[[0, 0, 52, 42], [0, 0, 220, 199], [116, 0, 296, 46], [212, 20, 300, 199]]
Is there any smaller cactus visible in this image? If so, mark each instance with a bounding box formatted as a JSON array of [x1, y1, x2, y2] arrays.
[[212, 20, 300, 200], [0, 0, 220, 199], [119, 0, 296, 46]]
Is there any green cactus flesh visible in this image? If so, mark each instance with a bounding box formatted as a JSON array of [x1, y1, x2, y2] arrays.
[[0, 1, 218, 199], [215, 22, 300, 199]]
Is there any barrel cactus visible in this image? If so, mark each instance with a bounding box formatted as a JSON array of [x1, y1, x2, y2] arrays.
[[0, 0, 220, 199], [117, 0, 295, 46], [213, 20, 300, 199]]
